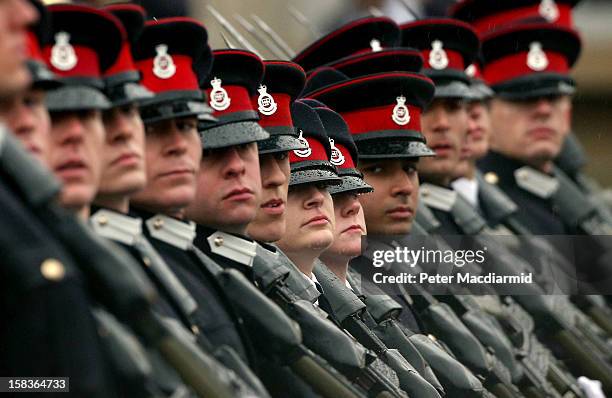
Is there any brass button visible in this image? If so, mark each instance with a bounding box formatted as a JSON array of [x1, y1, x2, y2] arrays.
[[40, 258, 65, 281], [427, 334, 437, 342], [153, 218, 164, 230], [214, 236, 224, 247], [97, 215, 108, 226], [142, 257, 152, 267], [484, 172, 499, 185], [191, 325, 200, 335]]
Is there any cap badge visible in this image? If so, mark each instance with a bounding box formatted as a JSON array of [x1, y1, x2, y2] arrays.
[[465, 64, 477, 78], [257, 85, 278, 116], [153, 44, 176, 79], [293, 130, 312, 158], [429, 40, 449, 70], [329, 138, 345, 166], [370, 39, 383, 52], [539, 0, 560, 22], [527, 42, 549, 71], [50, 32, 77, 71], [392, 96, 411, 126], [209, 77, 231, 111]]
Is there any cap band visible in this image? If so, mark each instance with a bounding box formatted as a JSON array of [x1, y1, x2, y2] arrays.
[[341, 103, 421, 135], [472, 5, 573, 33], [290, 137, 329, 163], [137, 54, 198, 92], [484, 51, 569, 85]]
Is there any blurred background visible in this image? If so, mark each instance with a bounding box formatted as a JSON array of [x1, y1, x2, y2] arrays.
[[51, 0, 612, 186]]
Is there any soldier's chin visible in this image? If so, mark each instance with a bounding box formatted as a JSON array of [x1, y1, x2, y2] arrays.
[[527, 142, 563, 163], [0, 65, 30, 99], [60, 185, 96, 211]]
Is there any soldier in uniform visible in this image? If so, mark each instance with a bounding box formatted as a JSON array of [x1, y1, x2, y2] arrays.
[[245, 60, 307, 243], [0, 1, 121, 395], [128, 17, 262, 376], [42, 4, 125, 219], [0, 0, 56, 165]]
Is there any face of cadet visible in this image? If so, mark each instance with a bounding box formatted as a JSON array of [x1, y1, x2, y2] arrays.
[[321, 192, 366, 262], [98, 104, 146, 198], [0, 88, 50, 164], [276, 183, 335, 256], [418, 98, 468, 182], [246, 151, 290, 242], [130, 117, 201, 214], [454, 100, 492, 178], [48, 109, 105, 211], [184, 142, 261, 233], [0, 0, 37, 99], [359, 158, 419, 235], [489, 95, 572, 168]]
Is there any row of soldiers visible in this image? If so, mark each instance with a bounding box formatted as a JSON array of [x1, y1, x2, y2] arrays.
[[1, 0, 612, 397]]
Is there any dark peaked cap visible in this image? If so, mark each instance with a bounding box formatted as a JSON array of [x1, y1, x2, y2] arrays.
[[44, 4, 125, 111], [300, 99, 373, 195], [449, 0, 582, 34], [400, 18, 479, 98], [288, 100, 341, 187], [253, 60, 307, 154], [308, 72, 435, 159], [199, 49, 269, 149], [294, 16, 401, 72], [133, 17, 213, 124], [481, 21, 581, 99]]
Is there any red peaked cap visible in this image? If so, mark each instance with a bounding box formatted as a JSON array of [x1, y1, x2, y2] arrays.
[[202, 50, 264, 124], [25, 0, 58, 88], [133, 17, 211, 98], [481, 22, 580, 98], [399, 18, 479, 84], [307, 72, 436, 159], [294, 17, 401, 72], [43, 4, 124, 87], [103, 3, 146, 78], [449, 0, 582, 35], [299, 99, 358, 170], [251, 60, 305, 132], [321, 48, 424, 78]]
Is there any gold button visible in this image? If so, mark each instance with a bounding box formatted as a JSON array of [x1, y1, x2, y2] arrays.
[[97, 215, 108, 226], [191, 325, 200, 335], [427, 334, 437, 342], [214, 236, 224, 247], [142, 257, 152, 267], [40, 258, 65, 281], [484, 172, 499, 185], [153, 218, 164, 230]]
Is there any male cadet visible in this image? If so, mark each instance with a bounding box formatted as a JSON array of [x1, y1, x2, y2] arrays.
[[88, 7, 267, 397], [128, 17, 267, 386], [245, 60, 307, 243], [451, 61, 494, 205], [398, 18, 479, 234], [0, 0, 56, 165], [41, 4, 125, 219], [307, 72, 497, 398], [185, 49, 269, 262], [0, 1, 121, 394]]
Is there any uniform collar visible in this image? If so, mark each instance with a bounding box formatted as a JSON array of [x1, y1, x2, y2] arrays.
[[451, 177, 480, 207], [419, 183, 457, 212], [90, 208, 142, 245], [144, 214, 197, 250], [196, 225, 258, 268]]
